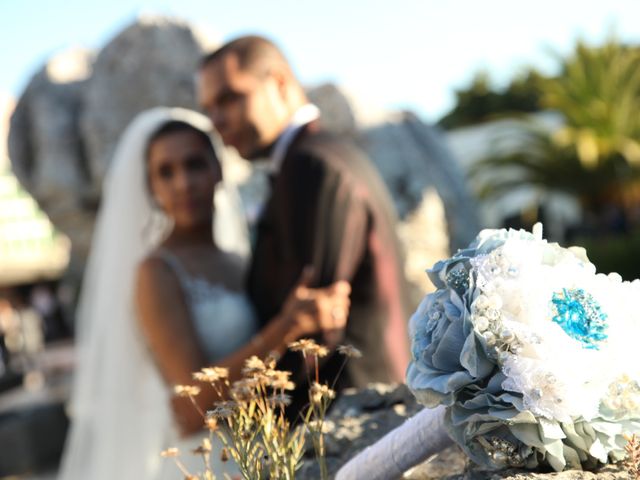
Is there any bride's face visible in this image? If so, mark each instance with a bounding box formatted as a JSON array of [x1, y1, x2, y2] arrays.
[[147, 130, 221, 229]]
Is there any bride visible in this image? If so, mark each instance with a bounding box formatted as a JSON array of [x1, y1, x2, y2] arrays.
[[58, 107, 351, 479]]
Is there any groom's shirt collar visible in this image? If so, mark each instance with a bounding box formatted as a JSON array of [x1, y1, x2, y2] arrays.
[[270, 103, 320, 173]]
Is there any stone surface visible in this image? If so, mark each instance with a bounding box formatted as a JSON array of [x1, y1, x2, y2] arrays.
[[452, 464, 629, 480], [398, 188, 450, 298], [307, 83, 358, 137], [361, 111, 480, 253], [297, 383, 423, 478], [302, 384, 631, 480]]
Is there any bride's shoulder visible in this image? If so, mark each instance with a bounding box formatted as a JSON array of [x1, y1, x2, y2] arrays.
[[134, 251, 190, 324], [135, 250, 180, 292], [138, 247, 169, 271]]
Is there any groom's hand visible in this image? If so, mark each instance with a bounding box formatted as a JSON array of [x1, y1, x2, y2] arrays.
[[282, 266, 351, 347], [317, 280, 351, 348]]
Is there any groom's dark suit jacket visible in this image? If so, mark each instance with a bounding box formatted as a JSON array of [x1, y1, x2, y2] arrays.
[[247, 121, 411, 418]]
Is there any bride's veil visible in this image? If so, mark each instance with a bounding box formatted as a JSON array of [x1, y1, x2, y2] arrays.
[[58, 107, 249, 479]]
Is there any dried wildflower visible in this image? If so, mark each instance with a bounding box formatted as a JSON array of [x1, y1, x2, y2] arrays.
[[264, 351, 280, 369], [207, 402, 237, 419], [192, 366, 229, 383], [310, 382, 336, 405], [173, 345, 342, 480], [269, 393, 293, 409], [307, 419, 333, 434], [624, 433, 640, 479], [315, 345, 330, 357], [207, 406, 233, 420], [230, 386, 257, 402], [232, 376, 261, 392], [205, 416, 218, 431], [337, 344, 363, 358], [265, 369, 295, 390], [160, 447, 180, 458], [174, 385, 201, 397], [273, 379, 295, 391], [289, 338, 329, 357], [242, 355, 266, 375], [192, 445, 209, 455], [191, 372, 208, 383], [220, 447, 230, 463], [262, 368, 277, 380], [192, 437, 212, 455], [289, 338, 318, 353]]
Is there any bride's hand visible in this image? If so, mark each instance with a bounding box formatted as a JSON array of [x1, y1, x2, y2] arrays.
[[281, 267, 351, 347]]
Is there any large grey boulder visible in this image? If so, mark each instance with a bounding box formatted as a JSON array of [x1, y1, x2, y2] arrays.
[[362, 112, 480, 252], [307, 83, 358, 137], [81, 16, 217, 189], [8, 48, 94, 261]]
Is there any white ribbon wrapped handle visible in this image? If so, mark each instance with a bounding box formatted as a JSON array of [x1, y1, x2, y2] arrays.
[[336, 406, 452, 480]]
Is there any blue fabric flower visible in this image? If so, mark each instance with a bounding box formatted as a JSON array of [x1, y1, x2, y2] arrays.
[[406, 226, 640, 472], [407, 252, 494, 408]]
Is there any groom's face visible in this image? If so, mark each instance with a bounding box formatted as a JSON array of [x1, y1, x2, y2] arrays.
[[198, 53, 288, 160]]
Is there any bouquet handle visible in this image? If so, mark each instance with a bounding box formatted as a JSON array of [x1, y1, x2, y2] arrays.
[[336, 405, 452, 480]]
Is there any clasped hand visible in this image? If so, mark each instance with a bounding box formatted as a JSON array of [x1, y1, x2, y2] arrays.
[[281, 267, 351, 348]]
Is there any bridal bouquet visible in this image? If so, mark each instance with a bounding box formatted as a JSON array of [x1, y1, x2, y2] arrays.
[[406, 224, 640, 471]]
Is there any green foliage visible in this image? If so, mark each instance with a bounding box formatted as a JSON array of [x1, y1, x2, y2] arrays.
[[438, 69, 544, 130], [541, 38, 640, 169], [469, 121, 640, 202], [574, 229, 640, 280]]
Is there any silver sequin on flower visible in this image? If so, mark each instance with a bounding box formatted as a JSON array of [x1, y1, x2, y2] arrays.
[[479, 436, 525, 467], [446, 266, 469, 293]]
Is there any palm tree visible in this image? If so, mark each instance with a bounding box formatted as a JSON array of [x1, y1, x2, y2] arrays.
[[472, 37, 640, 219], [542, 38, 640, 169], [470, 124, 635, 202]]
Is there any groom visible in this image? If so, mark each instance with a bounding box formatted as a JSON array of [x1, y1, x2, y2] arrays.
[[197, 35, 410, 415]]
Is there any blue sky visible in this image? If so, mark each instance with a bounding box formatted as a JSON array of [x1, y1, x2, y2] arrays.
[[2, 0, 640, 121]]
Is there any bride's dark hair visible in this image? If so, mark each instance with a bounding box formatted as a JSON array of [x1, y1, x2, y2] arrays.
[[145, 120, 218, 162]]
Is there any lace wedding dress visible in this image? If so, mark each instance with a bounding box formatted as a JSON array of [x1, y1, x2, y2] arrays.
[[157, 250, 257, 362], [154, 250, 258, 479]]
